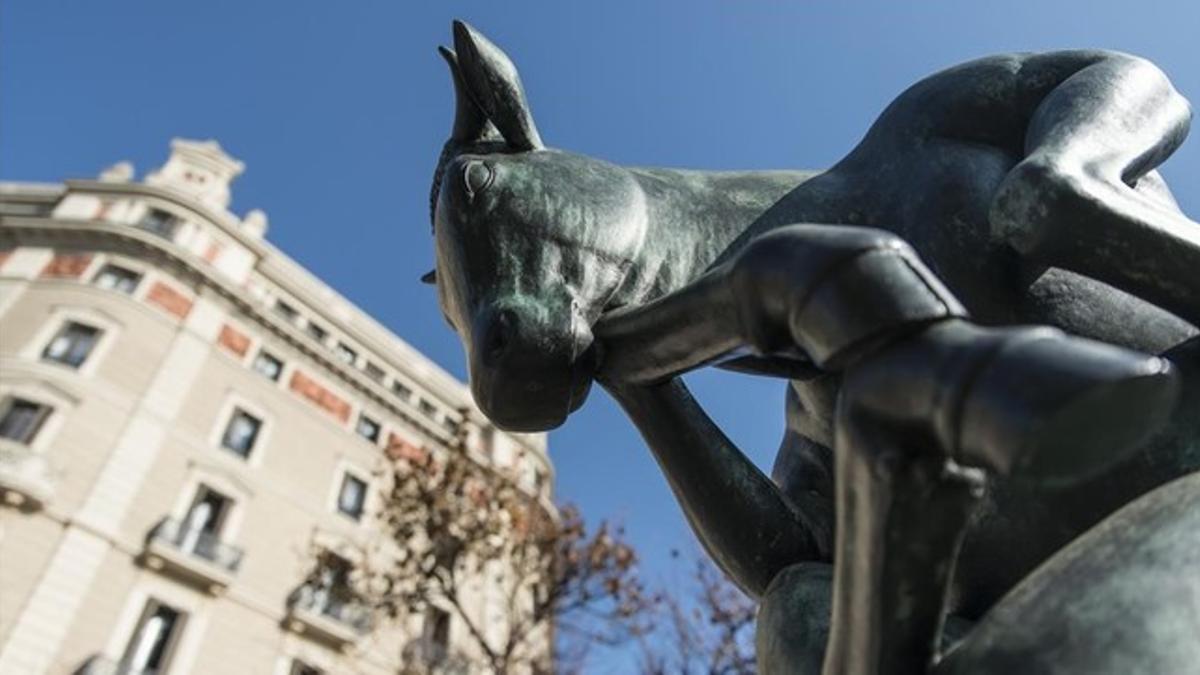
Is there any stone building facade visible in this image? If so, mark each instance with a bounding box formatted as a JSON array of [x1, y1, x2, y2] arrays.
[[0, 139, 553, 674]]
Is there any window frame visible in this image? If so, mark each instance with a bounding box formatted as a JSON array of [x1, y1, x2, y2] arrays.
[[423, 605, 452, 658], [0, 397, 52, 446], [118, 597, 188, 675], [137, 207, 183, 241], [335, 472, 368, 522], [273, 299, 300, 323], [333, 342, 358, 366], [183, 484, 235, 538], [219, 408, 262, 460], [41, 320, 103, 369], [303, 321, 328, 344], [91, 263, 144, 295], [289, 659, 325, 675], [328, 462, 372, 526], [417, 398, 439, 420], [209, 395, 272, 467], [251, 349, 285, 382], [389, 379, 412, 401], [23, 307, 120, 378], [0, 380, 74, 454], [354, 413, 381, 444], [362, 361, 385, 383]]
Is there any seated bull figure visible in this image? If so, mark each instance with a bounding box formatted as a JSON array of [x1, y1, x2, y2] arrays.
[[426, 21, 1200, 674]]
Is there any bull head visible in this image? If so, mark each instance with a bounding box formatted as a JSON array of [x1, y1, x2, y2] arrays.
[[428, 21, 649, 431]]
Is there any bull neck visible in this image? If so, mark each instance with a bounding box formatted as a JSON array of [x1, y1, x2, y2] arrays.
[[608, 166, 816, 309]]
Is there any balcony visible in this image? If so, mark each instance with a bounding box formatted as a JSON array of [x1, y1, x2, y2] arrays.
[[0, 444, 55, 510], [75, 655, 139, 675], [143, 517, 243, 594], [285, 584, 371, 649], [401, 640, 471, 675]]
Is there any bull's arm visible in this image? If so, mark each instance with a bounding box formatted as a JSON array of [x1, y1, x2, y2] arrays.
[[888, 49, 1200, 326], [595, 224, 964, 383], [603, 379, 826, 599], [595, 224, 963, 602]]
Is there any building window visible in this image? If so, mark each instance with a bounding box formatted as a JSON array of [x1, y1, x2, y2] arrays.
[[119, 598, 186, 675], [334, 342, 357, 365], [336, 473, 367, 521], [92, 264, 142, 294], [252, 350, 284, 381], [290, 660, 324, 675], [137, 208, 181, 240], [0, 398, 51, 445], [179, 486, 233, 558], [418, 399, 438, 419], [390, 380, 412, 401], [355, 414, 380, 443], [41, 321, 102, 368], [296, 551, 358, 621], [0, 200, 52, 217], [274, 300, 299, 323], [220, 408, 262, 459], [423, 607, 451, 662], [363, 361, 385, 383], [304, 321, 328, 343]]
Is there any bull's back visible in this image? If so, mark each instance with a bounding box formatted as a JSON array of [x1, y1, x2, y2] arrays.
[[936, 472, 1200, 674], [775, 137, 1199, 617], [874, 141, 1200, 617]]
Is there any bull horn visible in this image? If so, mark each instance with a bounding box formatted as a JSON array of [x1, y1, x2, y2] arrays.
[[439, 45, 497, 144], [452, 20, 544, 151]]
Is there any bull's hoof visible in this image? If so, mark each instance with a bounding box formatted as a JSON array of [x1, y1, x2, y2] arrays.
[[948, 326, 1179, 486], [842, 319, 1180, 487]]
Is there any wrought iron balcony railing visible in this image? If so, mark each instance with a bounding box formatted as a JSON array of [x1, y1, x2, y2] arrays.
[[285, 584, 372, 647], [75, 655, 141, 675], [143, 517, 243, 593], [290, 584, 372, 631], [0, 444, 55, 509], [149, 517, 244, 571]]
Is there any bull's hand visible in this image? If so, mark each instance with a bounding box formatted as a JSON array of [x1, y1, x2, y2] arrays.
[[594, 224, 965, 385]]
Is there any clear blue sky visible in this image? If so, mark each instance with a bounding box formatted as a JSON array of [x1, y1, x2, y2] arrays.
[[4, 2, 1198, 671]]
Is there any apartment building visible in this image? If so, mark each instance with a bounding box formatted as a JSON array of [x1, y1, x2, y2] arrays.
[[0, 139, 553, 674]]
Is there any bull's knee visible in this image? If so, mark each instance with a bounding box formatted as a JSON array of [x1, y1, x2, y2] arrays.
[[989, 157, 1089, 257], [730, 225, 965, 369], [756, 562, 833, 675]]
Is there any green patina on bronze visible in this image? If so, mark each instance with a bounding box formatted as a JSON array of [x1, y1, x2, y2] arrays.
[[427, 21, 1199, 674]]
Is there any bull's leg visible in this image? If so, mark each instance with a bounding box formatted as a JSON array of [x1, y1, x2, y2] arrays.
[[597, 225, 1180, 675], [934, 471, 1200, 675], [825, 319, 1178, 675], [604, 378, 827, 600], [756, 562, 976, 675], [990, 54, 1200, 325]]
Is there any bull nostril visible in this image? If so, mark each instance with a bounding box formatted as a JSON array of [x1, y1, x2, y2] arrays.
[[483, 309, 517, 366]]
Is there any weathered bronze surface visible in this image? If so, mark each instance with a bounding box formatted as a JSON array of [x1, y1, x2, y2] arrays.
[[428, 20, 1199, 673]]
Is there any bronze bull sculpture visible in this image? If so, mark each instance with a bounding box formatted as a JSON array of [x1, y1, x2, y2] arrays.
[[425, 21, 1200, 674]]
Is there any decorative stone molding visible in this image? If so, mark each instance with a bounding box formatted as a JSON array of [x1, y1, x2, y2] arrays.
[[289, 370, 351, 424], [217, 323, 251, 358], [40, 252, 93, 278], [145, 280, 193, 319]]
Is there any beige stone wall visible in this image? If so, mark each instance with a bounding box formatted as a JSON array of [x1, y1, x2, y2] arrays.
[[0, 513, 62, 640], [0, 262, 432, 673], [0, 167, 555, 674]]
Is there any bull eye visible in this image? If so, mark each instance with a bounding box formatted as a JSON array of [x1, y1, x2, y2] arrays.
[[463, 161, 494, 202]]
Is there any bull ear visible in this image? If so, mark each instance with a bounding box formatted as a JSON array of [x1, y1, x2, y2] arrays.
[[452, 20, 544, 151], [439, 45, 499, 144]]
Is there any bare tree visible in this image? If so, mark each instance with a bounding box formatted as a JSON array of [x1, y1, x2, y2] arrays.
[[638, 551, 758, 675], [305, 427, 654, 674]]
